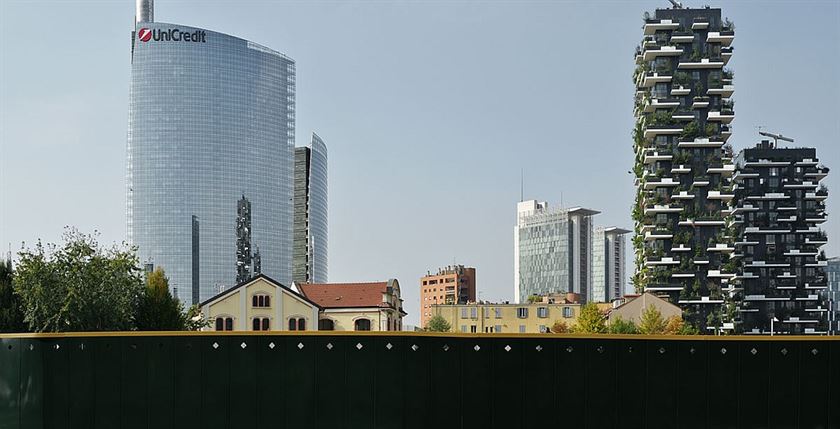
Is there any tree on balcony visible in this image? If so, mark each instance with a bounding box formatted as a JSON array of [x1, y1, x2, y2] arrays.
[[681, 121, 700, 140], [673, 71, 691, 87]]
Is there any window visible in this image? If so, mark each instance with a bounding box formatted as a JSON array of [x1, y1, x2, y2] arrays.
[[461, 308, 467, 318], [253, 318, 261, 331], [355, 319, 371, 331], [517, 308, 529, 319], [252, 294, 270, 308], [297, 318, 306, 331], [484, 308, 489, 319], [470, 325, 477, 333], [495, 308, 502, 318], [519, 325, 526, 333], [461, 325, 467, 333], [537, 307, 548, 318], [262, 318, 270, 331], [215, 317, 224, 331], [539, 325, 547, 333], [288, 318, 297, 331], [495, 325, 502, 333], [224, 317, 233, 331], [563, 307, 573, 318], [470, 308, 477, 319], [318, 319, 334, 330]]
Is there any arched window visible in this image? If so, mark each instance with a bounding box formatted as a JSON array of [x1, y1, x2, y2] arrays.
[[261, 318, 270, 331], [225, 317, 233, 331], [252, 295, 259, 307], [264, 296, 270, 307], [297, 318, 306, 331], [289, 318, 297, 331], [318, 319, 335, 331], [355, 319, 371, 331], [215, 317, 224, 331], [253, 318, 261, 331], [252, 294, 270, 308]]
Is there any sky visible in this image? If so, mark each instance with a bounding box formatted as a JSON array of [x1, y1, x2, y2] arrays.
[[1, 0, 838, 327]]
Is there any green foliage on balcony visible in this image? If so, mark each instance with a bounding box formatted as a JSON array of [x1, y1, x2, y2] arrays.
[[681, 121, 699, 140], [672, 71, 691, 87], [722, 68, 734, 80], [689, 47, 701, 62], [672, 150, 691, 165], [647, 110, 676, 127], [673, 231, 693, 245]]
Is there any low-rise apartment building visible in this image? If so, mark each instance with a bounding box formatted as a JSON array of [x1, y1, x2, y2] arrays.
[[432, 295, 580, 333]]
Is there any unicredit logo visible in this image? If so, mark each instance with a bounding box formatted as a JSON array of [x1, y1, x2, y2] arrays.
[[137, 28, 206, 43]]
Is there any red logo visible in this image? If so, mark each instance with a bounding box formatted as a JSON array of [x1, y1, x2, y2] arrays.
[[138, 28, 152, 42]]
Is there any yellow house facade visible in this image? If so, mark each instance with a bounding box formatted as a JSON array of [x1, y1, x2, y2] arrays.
[[200, 275, 321, 331], [431, 302, 581, 334], [295, 279, 406, 331]]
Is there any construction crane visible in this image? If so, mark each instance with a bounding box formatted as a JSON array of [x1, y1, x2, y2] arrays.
[[668, 0, 684, 8], [759, 131, 794, 148]]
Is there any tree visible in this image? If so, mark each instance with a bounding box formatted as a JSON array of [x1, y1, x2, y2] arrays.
[[663, 315, 687, 335], [14, 229, 144, 332], [638, 304, 666, 335], [0, 259, 26, 332], [426, 314, 451, 332], [550, 320, 570, 333], [136, 268, 187, 330], [572, 303, 607, 334], [608, 316, 638, 334]]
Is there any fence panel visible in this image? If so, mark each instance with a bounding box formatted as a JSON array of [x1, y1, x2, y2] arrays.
[[584, 339, 615, 429], [228, 336, 257, 429], [68, 338, 94, 429], [281, 335, 316, 428], [461, 337, 491, 429], [19, 339, 43, 429], [799, 341, 830, 429], [0, 338, 21, 429], [346, 335, 375, 429], [200, 336, 230, 429], [491, 338, 522, 429], [373, 336, 404, 429], [42, 339, 69, 429], [675, 340, 707, 429], [522, 338, 555, 428], [174, 336, 203, 429], [768, 341, 799, 429], [314, 336, 346, 429], [147, 337, 175, 429], [401, 336, 430, 429], [738, 341, 769, 429], [615, 340, 646, 429], [429, 336, 461, 429], [256, 335, 286, 429]]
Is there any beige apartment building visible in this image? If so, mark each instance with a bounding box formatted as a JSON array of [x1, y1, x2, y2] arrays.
[[420, 265, 476, 328], [431, 295, 581, 333], [295, 279, 406, 331]]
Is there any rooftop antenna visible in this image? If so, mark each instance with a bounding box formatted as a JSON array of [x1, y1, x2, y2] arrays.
[[668, 0, 684, 8], [759, 130, 794, 148]]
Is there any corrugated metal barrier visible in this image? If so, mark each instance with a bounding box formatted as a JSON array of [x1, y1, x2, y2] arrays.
[[0, 332, 838, 429]]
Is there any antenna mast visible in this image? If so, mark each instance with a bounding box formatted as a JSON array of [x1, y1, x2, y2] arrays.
[[668, 0, 683, 9], [758, 130, 794, 148]]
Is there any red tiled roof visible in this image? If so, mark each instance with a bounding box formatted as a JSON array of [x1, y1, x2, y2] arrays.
[[298, 282, 389, 309]]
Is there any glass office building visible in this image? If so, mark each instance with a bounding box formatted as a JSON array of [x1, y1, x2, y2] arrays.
[[592, 227, 630, 303], [127, 4, 296, 304], [292, 133, 328, 284], [514, 200, 599, 304]]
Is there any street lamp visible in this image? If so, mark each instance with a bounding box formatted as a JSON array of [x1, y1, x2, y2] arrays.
[[771, 317, 779, 336]]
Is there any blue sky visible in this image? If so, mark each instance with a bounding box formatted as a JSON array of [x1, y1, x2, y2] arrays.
[[1, 0, 838, 326]]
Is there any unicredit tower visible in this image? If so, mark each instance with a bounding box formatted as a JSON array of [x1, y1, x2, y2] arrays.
[[127, 0, 295, 304]]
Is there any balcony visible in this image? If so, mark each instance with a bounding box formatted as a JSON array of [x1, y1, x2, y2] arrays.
[[669, 31, 694, 44], [671, 111, 695, 121], [806, 260, 828, 268], [691, 97, 710, 109], [707, 110, 735, 123], [679, 296, 724, 305], [644, 204, 683, 214], [707, 164, 735, 175], [707, 31, 735, 46], [670, 86, 691, 96], [694, 218, 726, 226], [645, 256, 680, 267], [707, 190, 734, 200], [707, 270, 735, 279], [671, 191, 695, 200], [641, 97, 680, 113], [671, 164, 691, 174], [644, 125, 683, 139], [783, 249, 819, 257], [720, 46, 734, 64], [644, 177, 680, 189], [645, 230, 673, 241], [719, 125, 733, 141], [691, 18, 709, 30], [783, 181, 819, 189], [805, 214, 827, 224], [678, 138, 723, 148], [678, 58, 725, 69], [639, 72, 673, 88], [805, 191, 828, 201], [643, 45, 684, 61], [707, 84, 735, 97], [692, 177, 710, 187], [804, 166, 829, 180], [708, 243, 735, 253], [693, 258, 710, 265], [644, 19, 680, 35], [672, 272, 695, 278], [643, 151, 672, 164], [671, 244, 692, 252], [744, 160, 790, 168]]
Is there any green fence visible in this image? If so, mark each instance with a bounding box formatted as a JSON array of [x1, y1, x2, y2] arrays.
[[0, 333, 838, 429]]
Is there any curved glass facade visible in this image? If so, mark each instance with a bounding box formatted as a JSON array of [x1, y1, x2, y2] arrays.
[[127, 22, 295, 304], [308, 133, 328, 283]]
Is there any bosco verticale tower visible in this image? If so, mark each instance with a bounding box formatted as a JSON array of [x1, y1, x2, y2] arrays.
[[631, 4, 736, 332]]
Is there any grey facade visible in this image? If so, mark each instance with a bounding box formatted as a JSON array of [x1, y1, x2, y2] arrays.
[[632, 6, 736, 332], [828, 257, 840, 335], [514, 200, 598, 304], [731, 141, 830, 335], [127, 5, 295, 303], [592, 227, 630, 303], [292, 133, 328, 284]]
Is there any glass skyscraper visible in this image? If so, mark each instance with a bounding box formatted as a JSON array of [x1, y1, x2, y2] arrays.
[[592, 227, 630, 303], [514, 200, 599, 304], [126, 0, 296, 304], [292, 133, 328, 284]]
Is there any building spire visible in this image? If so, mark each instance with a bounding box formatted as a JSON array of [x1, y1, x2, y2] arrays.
[[136, 0, 154, 24]]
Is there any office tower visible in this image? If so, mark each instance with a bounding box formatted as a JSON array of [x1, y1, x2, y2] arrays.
[[592, 227, 630, 303], [236, 195, 253, 284], [292, 133, 328, 284], [126, 0, 296, 303], [514, 200, 599, 304], [632, 5, 735, 331], [827, 257, 840, 335], [731, 140, 830, 334], [420, 265, 477, 327]]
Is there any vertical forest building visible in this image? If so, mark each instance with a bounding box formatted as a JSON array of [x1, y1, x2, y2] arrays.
[[632, 5, 737, 332], [731, 140, 830, 334]]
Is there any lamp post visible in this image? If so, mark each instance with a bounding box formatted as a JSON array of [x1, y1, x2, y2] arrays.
[[771, 316, 779, 336]]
